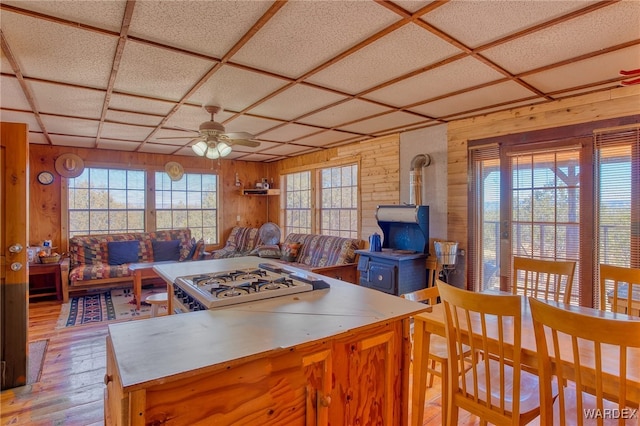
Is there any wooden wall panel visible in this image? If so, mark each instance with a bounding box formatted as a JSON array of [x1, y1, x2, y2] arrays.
[[29, 145, 272, 251], [447, 85, 640, 285]]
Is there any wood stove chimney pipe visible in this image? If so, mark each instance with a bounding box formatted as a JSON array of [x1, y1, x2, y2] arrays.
[[409, 154, 431, 205]]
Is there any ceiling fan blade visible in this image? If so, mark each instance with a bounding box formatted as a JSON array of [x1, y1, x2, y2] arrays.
[[223, 131, 255, 140], [156, 136, 200, 140], [230, 139, 261, 148]]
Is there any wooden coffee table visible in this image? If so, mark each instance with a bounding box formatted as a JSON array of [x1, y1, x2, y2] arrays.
[[127, 263, 161, 310]]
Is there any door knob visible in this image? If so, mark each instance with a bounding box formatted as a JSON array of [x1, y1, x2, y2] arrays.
[[9, 243, 23, 253], [11, 262, 23, 271]]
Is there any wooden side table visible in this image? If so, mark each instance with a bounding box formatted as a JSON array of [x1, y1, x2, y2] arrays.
[[127, 263, 161, 310], [28, 258, 68, 301]]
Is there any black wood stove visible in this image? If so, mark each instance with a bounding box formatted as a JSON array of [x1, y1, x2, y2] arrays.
[[356, 205, 429, 295]]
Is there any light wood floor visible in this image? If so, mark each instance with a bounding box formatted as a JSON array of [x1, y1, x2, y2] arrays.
[[1, 298, 481, 425]]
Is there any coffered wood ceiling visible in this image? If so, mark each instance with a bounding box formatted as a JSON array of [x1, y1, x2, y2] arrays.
[[1, 0, 639, 162]]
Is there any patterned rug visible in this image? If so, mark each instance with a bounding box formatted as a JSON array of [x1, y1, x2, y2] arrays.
[[56, 287, 167, 328]]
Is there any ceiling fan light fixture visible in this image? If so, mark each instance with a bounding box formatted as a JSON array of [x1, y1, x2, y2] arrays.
[[217, 141, 232, 157], [192, 140, 208, 156], [205, 144, 220, 159]]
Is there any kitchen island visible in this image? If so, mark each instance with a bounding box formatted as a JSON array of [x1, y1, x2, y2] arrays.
[[104, 257, 426, 425]]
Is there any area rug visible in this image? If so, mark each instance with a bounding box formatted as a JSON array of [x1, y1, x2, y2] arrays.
[[56, 287, 167, 328], [28, 339, 48, 384]]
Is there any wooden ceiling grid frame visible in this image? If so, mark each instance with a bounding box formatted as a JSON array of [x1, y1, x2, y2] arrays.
[[0, 0, 638, 162]]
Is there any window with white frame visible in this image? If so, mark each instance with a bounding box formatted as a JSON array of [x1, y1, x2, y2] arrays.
[[320, 164, 358, 238], [284, 171, 312, 235], [68, 167, 145, 236], [155, 172, 218, 243]]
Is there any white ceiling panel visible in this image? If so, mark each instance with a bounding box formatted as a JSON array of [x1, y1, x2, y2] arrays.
[[445, 98, 547, 121], [294, 130, 363, 148], [259, 143, 316, 156], [390, 1, 433, 14], [100, 122, 153, 141], [482, 2, 640, 75], [298, 99, 392, 128], [0, 76, 32, 110], [188, 65, 290, 112], [555, 82, 624, 100], [231, 1, 400, 78], [106, 110, 164, 127], [0, 11, 117, 87], [410, 81, 541, 118], [248, 85, 348, 121], [422, 1, 599, 48], [363, 56, 505, 107], [223, 115, 284, 136], [307, 23, 462, 94], [1, 52, 14, 74], [163, 104, 215, 132], [237, 153, 284, 162], [29, 81, 105, 118], [128, 1, 272, 58], [109, 94, 175, 116], [0, 109, 41, 131], [40, 116, 98, 137], [27, 132, 48, 145], [522, 45, 640, 93], [114, 41, 215, 101], [49, 134, 96, 148], [259, 123, 323, 143], [339, 111, 427, 134], [2, 0, 127, 32]]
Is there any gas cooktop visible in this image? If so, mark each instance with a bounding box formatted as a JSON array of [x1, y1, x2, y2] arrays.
[[173, 263, 328, 311]]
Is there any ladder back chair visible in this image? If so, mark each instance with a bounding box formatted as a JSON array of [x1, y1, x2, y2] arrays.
[[512, 257, 576, 304], [436, 280, 544, 426], [529, 297, 640, 425], [401, 279, 473, 426], [599, 264, 640, 316]]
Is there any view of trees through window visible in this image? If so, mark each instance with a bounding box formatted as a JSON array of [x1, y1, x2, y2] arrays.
[[284, 164, 359, 237], [320, 164, 358, 238], [68, 167, 145, 236], [155, 172, 218, 243], [284, 171, 312, 235]]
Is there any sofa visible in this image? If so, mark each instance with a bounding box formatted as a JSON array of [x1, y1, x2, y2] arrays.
[[270, 233, 363, 284], [207, 226, 262, 259], [66, 229, 201, 301]]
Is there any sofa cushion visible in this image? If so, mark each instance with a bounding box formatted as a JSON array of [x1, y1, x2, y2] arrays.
[[108, 241, 140, 265], [69, 263, 132, 282], [252, 244, 281, 258], [283, 233, 360, 267], [152, 240, 181, 262], [208, 226, 262, 259]]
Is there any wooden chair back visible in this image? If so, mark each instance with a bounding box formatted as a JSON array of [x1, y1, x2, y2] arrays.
[[529, 297, 640, 425], [436, 280, 542, 425], [599, 264, 640, 316], [426, 256, 439, 288], [401, 285, 439, 306], [512, 257, 576, 304]]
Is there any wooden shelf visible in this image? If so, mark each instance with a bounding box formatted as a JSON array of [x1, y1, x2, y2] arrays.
[[241, 188, 281, 196]]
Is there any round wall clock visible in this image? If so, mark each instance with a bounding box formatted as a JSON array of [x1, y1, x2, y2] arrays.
[[37, 171, 55, 185]]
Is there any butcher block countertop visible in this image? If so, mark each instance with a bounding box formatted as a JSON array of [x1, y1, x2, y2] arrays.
[[108, 257, 426, 392]]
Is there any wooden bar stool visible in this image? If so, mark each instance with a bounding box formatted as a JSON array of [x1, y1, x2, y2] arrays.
[[145, 293, 168, 317]]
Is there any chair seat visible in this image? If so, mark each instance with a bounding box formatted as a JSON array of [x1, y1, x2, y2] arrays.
[[462, 359, 548, 418], [550, 387, 636, 426]]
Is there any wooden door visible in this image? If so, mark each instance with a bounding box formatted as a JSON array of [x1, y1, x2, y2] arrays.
[[1, 122, 29, 389]]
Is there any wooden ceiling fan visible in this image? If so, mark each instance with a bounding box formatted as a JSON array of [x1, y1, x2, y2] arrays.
[[163, 105, 260, 159]]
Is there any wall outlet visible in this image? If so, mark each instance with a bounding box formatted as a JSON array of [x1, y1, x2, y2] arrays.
[[236, 215, 241, 222]]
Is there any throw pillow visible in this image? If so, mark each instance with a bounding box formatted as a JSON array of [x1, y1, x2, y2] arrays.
[[256, 244, 281, 259], [192, 239, 205, 260], [180, 237, 197, 262], [107, 241, 140, 265], [280, 242, 301, 262], [152, 240, 181, 262]]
